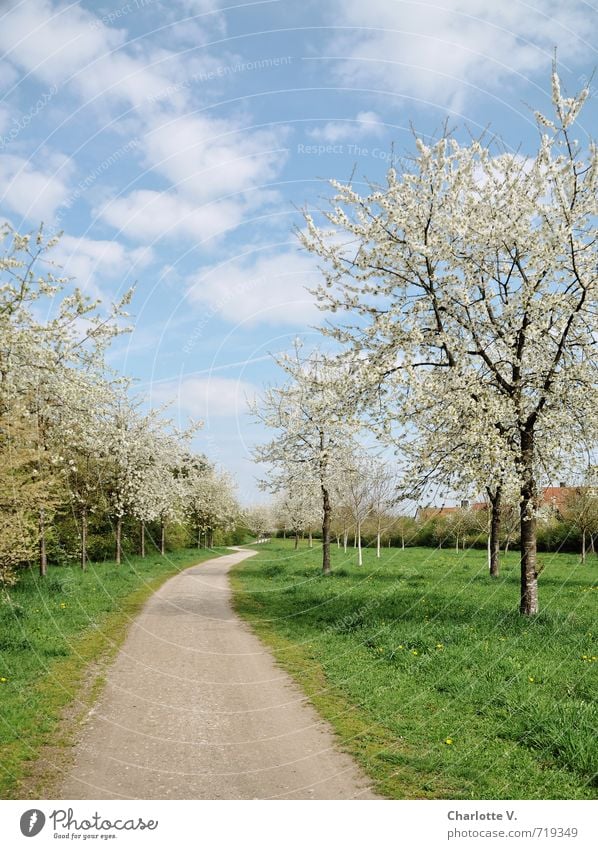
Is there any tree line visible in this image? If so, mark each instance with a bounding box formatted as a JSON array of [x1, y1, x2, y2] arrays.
[[0, 226, 240, 588]]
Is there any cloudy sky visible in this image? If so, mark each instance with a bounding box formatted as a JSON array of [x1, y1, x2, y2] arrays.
[[1, 0, 596, 501]]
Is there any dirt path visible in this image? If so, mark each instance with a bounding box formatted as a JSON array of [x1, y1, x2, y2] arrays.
[[59, 548, 378, 799]]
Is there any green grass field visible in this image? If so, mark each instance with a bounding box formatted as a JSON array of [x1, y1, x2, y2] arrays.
[[0, 547, 225, 799], [231, 541, 598, 799]]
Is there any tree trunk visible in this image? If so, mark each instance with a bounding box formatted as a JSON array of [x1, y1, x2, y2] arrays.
[[81, 507, 88, 571], [294, 532, 299, 550], [197, 526, 201, 549], [39, 508, 47, 577], [455, 534, 459, 552], [519, 428, 539, 615], [581, 529, 586, 564], [488, 487, 502, 578], [321, 484, 331, 576], [140, 520, 145, 558], [357, 521, 363, 566], [308, 530, 313, 549], [160, 517, 166, 556], [336, 534, 340, 548], [115, 516, 122, 565], [376, 517, 381, 558], [343, 529, 348, 553], [401, 533, 405, 550]]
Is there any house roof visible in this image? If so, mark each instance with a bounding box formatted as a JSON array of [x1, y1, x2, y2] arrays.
[[541, 486, 580, 511], [417, 487, 584, 520]]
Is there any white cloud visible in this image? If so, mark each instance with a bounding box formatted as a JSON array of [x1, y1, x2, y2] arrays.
[[0, 103, 10, 134], [0, 1, 289, 244], [0, 0, 192, 110], [0, 154, 70, 220], [308, 111, 385, 143], [0, 61, 18, 91], [51, 234, 155, 298], [326, 0, 595, 111], [142, 113, 288, 203], [96, 189, 245, 243], [187, 249, 321, 326], [0, 0, 125, 89], [152, 376, 258, 419]]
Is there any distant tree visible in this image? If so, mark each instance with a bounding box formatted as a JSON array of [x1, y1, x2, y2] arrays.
[[368, 459, 398, 557], [251, 344, 358, 575], [244, 504, 274, 543], [562, 485, 598, 563]]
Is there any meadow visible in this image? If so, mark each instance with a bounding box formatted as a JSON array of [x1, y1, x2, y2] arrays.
[[231, 541, 598, 799], [0, 547, 225, 799]]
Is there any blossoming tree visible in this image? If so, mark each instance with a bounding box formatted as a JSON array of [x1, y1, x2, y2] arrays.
[[251, 343, 359, 575], [300, 68, 597, 613]]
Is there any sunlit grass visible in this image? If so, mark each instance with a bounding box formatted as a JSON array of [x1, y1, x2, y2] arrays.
[[232, 541, 598, 799]]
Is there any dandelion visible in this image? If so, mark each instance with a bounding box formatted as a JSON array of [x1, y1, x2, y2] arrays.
[[0, 677, 7, 683], [435, 643, 444, 649], [445, 738, 453, 745], [528, 676, 535, 682], [411, 649, 418, 655]]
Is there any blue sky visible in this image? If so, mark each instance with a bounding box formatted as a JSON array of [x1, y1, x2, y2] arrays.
[[1, 0, 596, 503]]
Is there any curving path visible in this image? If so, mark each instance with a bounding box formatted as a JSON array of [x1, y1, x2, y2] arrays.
[[60, 548, 378, 799]]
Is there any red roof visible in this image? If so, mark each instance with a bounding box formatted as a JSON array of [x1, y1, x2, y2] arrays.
[[418, 488, 582, 519], [542, 487, 580, 511]]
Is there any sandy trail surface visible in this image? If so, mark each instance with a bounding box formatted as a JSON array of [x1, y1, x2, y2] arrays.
[[60, 548, 379, 799]]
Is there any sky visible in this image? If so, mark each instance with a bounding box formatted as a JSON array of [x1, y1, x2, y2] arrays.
[[1, 0, 596, 504]]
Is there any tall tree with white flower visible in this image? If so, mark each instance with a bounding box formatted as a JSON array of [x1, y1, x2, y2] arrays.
[[251, 343, 359, 575], [0, 224, 132, 575], [300, 67, 597, 613]]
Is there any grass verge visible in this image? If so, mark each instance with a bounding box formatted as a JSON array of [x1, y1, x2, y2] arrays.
[[231, 541, 598, 799], [0, 547, 226, 799]]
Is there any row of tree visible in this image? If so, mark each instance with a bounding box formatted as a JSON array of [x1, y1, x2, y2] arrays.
[[0, 225, 239, 586], [252, 67, 597, 615], [271, 492, 597, 561]]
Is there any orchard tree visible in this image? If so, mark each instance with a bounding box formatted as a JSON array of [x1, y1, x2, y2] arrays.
[[251, 343, 359, 575], [276, 478, 321, 549], [300, 68, 597, 614], [562, 484, 598, 563], [184, 466, 238, 548], [0, 402, 62, 585], [343, 451, 373, 566], [368, 458, 397, 558], [102, 392, 166, 564], [244, 504, 274, 543], [180, 454, 211, 548], [0, 224, 132, 575], [392, 514, 416, 550]]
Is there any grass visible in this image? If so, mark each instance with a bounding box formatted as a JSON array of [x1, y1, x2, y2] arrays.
[[231, 540, 598, 799], [0, 546, 226, 799]]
